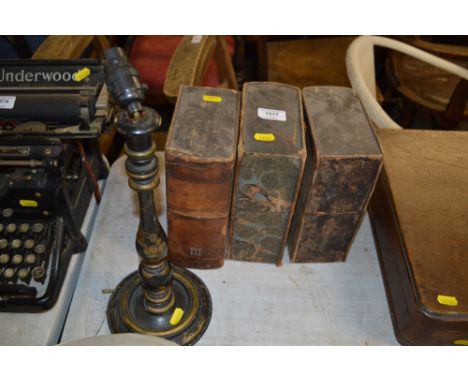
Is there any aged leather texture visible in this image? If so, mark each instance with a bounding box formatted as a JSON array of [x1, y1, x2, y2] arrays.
[[165, 85, 239, 269], [167, 210, 228, 269], [229, 82, 306, 265], [288, 86, 382, 263], [289, 199, 362, 263]]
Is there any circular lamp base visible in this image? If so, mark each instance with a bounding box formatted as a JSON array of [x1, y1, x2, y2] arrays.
[[107, 266, 212, 346]]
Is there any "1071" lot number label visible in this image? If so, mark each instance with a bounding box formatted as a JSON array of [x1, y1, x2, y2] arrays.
[[257, 107, 287, 122]]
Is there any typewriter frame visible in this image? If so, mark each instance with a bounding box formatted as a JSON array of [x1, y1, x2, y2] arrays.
[[0, 58, 109, 312]]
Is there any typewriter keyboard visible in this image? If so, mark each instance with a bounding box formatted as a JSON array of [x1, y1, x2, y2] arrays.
[[0, 208, 56, 299]]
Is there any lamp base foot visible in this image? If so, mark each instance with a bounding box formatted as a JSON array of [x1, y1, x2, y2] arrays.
[[107, 266, 212, 345]]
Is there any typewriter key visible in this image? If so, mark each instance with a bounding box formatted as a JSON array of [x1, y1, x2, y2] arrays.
[[6, 223, 17, 233], [2, 209, 13, 218], [0, 239, 8, 249], [25, 254, 36, 265], [34, 244, 46, 255], [3, 268, 15, 279], [24, 239, 35, 250], [17, 268, 29, 279], [12, 254, 23, 265], [19, 223, 30, 233], [11, 239, 22, 249], [32, 266, 46, 280], [0, 223, 4, 233], [32, 223, 45, 233], [0, 253, 9, 264]]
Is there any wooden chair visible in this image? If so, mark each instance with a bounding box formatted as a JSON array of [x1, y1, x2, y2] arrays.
[[34, 35, 238, 106], [33, 35, 238, 157], [385, 36, 468, 130], [32, 35, 111, 59], [125, 35, 238, 150], [128, 35, 237, 105], [346, 35, 468, 345]]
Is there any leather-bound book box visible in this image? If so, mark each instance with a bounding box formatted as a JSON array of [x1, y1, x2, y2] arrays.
[[369, 129, 468, 345], [228, 82, 306, 265], [288, 86, 383, 262], [165, 85, 239, 269]]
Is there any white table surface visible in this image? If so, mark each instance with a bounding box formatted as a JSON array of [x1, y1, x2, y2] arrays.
[[61, 153, 398, 345], [0, 180, 106, 346]]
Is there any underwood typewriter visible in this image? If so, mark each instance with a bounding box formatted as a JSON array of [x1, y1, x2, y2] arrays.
[[0, 59, 110, 312]]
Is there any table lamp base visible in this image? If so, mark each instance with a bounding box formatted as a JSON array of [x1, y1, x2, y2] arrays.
[[107, 265, 212, 345]]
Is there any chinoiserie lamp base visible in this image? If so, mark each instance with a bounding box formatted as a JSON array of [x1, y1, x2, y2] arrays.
[[107, 265, 212, 346]]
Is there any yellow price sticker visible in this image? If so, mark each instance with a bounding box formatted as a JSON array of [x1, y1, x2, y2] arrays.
[[202, 95, 222, 103], [437, 294, 458, 306], [73, 67, 91, 82], [254, 133, 276, 142], [19, 200, 38, 208], [170, 307, 185, 326]]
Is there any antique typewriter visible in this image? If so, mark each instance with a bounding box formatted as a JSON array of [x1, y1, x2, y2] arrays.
[[0, 59, 110, 312]]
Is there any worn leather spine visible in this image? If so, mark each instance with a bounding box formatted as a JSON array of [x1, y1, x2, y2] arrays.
[[288, 86, 383, 262], [228, 82, 306, 265], [165, 86, 239, 269]]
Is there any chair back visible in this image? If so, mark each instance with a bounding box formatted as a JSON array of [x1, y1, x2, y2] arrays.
[[345, 35, 468, 129]]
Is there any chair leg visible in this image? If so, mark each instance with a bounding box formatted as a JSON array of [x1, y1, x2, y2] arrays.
[[442, 79, 468, 130], [399, 102, 417, 129], [214, 36, 238, 90], [430, 114, 441, 130]]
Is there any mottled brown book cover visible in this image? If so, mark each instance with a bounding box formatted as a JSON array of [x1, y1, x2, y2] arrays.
[[229, 82, 306, 265], [288, 86, 382, 262]]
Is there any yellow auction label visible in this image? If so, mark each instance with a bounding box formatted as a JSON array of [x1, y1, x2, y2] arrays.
[[73, 67, 91, 82], [202, 95, 222, 103], [169, 307, 185, 326], [437, 294, 458, 306], [19, 200, 38, 207], [454, 339, 468, 346], [254, 133, 276, 142]]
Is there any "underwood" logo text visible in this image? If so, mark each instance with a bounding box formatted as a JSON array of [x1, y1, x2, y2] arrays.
[[0, 68, 88, 83]]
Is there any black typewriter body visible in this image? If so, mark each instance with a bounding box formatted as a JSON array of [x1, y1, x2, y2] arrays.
[[0, 59, 110, 138], [0, 59, 109, 312]]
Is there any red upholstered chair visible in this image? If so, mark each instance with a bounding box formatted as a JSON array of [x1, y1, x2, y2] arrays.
[[128, 35, 237, 106], [126, 35, 237, 152]]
